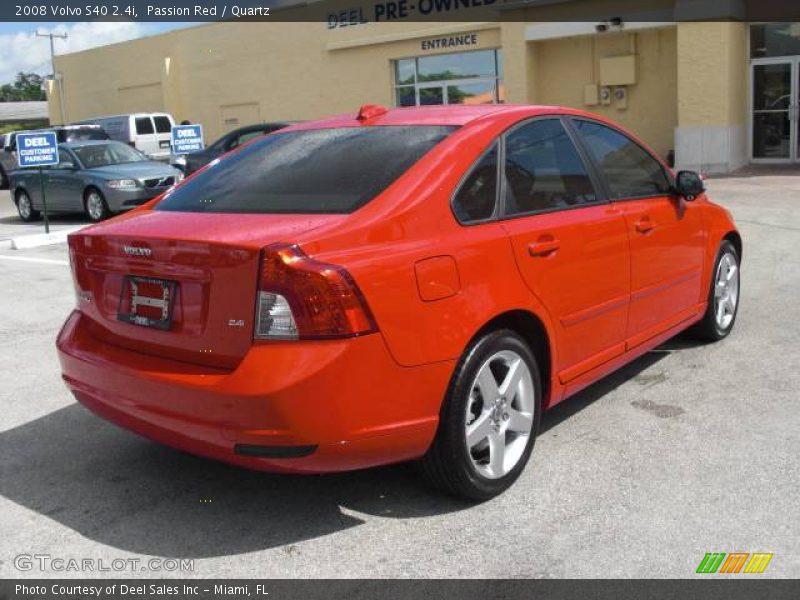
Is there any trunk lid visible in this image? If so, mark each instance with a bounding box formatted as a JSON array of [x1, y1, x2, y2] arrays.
[[69, 209, 346, 369]]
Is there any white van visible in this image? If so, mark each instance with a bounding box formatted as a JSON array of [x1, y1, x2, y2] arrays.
[[75, 113, 176, 161]]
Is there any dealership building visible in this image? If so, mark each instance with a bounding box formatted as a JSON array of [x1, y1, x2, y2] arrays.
[[47, 4, 800, 173]]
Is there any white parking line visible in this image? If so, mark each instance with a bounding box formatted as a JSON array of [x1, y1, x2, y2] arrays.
[[0, 254, 69, 266]]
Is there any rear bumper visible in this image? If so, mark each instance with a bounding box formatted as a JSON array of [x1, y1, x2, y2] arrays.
[[57, 310, 452, 474]]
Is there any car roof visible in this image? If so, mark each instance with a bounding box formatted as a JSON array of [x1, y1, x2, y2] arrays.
[[281, 104, 592, 131], [61, 139, 125, 149]]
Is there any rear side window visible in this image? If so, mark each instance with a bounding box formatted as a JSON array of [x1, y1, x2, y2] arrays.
[[452, 144, 499, 222], [153, 116, 172, 133], [504, 119, 597, 215], [157, 126, 456, 214], [234, 131, 266, 147], [573, 120, 670, 199], [135, 117, 155, 135]]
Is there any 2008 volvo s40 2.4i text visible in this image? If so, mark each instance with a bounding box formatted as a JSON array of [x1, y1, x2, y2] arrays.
[[57, 105, 741, 500]]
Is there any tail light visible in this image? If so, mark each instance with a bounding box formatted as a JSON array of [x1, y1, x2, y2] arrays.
[[255, 244, 377, 340]]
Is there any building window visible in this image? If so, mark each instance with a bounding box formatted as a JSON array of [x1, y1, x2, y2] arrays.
[[750, 23, 800, 58], [393, 49, 505, 107]]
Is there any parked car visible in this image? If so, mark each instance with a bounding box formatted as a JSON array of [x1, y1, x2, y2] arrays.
[[57, 105, 741, 500], [11, 140, 182, 223], [1, 125, 110, 189], [171, 122, 292, 175], [75, 113, 176, 161]]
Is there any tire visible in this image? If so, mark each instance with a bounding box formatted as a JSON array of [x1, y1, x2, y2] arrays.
[[84, 188, 110, 222], [688, 240, 740, 342], [419, 329, 542, 501], [0, 166, 8, 190], [15, 189, 40, 222]]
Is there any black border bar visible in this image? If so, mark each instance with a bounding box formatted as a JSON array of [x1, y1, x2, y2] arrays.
[[3, 0, 800, 22], [2, 579, 800, 600]]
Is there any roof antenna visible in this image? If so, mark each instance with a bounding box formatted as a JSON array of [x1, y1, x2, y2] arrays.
[[357, 104, 388, 122]]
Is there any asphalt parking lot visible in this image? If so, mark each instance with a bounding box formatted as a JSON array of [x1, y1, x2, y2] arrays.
[[0, 174, 798, 579]]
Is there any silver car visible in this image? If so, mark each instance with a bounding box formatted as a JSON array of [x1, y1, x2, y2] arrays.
[[9, 140, 183, 222]]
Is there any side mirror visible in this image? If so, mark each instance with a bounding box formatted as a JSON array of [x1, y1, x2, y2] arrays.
[[674, 170, 705, 200]]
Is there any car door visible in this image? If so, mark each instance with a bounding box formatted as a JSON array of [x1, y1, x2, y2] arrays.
[[46, 149, 85, 212], [498, 118, 631, 384], [570, 119, 705, 347]]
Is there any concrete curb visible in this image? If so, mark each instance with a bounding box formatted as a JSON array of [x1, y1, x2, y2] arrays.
[[9, 225, 85, 250]]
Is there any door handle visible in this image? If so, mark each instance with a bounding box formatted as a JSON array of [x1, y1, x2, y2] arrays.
[[528, 237, 561, 257], [635, 216, 655, 234]]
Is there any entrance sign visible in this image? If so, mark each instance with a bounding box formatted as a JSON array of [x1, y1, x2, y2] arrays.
[[171, 125, 204, 154], [16, 132, 58, 167]]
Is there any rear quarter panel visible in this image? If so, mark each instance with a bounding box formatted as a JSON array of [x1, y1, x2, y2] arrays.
[[295, 111, 560, 372]]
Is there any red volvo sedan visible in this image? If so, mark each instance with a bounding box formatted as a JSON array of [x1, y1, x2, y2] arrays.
[[57, 105, 741, 500]]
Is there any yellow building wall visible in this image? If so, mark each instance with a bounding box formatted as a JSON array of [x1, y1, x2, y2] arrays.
[[677, 21, 748, 127], [531, 27, 678, 159], [52, 21, 501, 142], [49, 33, 173, 124], [48, 16, 748, 172], [675, 21, 749, 172]]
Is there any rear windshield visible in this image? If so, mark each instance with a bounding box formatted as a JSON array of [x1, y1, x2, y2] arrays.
[[156, 126, 456, 214]]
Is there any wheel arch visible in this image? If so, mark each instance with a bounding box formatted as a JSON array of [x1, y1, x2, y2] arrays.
[[470, 309, 553, 407], [723, 230, 742, 262], [13, 184, 29, 205], [83, 184, 104, 202]]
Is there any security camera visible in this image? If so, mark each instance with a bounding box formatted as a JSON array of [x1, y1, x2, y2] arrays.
[[609, 17, 623, 28], [595, 23, 608, 33]]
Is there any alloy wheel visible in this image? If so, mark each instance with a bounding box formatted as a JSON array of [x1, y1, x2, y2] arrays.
[[464, 350, 535, 479], [714, 251, 739, 330], [18, 193, 31, 219], [87, 192, 105, 221]]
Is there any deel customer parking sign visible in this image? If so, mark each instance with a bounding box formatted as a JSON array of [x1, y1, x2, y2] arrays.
[[171, 124, 204, 154], [16, 131, 58, 167]]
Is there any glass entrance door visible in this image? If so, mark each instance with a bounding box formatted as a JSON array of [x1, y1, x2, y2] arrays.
[[751, 59, 799, 161]]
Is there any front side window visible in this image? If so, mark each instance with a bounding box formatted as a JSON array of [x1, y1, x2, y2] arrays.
[[452, 144, 498, 223], [157, 126, 456, 214], [574, 120, 670, 199], [72, 143, 148, 168], [504, 119, 598, 216], [57, 149, 74, 167], [135, 117, 155, 135]]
